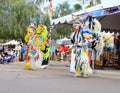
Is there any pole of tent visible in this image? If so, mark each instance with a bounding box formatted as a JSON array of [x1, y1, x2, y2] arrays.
[[49, 0, 53, 62], [49, 0, 53, 41]]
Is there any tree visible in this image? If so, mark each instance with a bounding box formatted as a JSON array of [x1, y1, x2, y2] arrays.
[[95, 0, 101, 5], [31, 0, 48, 5], [85, 0, 94, 9], [74, 4, 82, 11], [73, 0, 101, 10], [85, 0, 101, 8], [29, 0, 49, 25], [0, 0, 39, 41], [53, 2, 73, 19], [51, 2, 73, 39]]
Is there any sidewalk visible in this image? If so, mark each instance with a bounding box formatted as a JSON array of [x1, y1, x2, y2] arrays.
[[94, 69, 120, 79], [50, 60, 120, 79], [0, 60, 120, 79]]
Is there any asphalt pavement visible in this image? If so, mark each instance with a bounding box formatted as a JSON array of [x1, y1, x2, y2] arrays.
[[0, 60, 120, 79], [0, 61, 120, 93]]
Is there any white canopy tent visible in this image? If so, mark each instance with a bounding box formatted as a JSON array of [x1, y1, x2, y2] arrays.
[[52, 0, 120, 24], [3, 40, 20, 45], [56, 38, 71, 45], [52, 14, 73, 25], [52, 0, 120, 33]]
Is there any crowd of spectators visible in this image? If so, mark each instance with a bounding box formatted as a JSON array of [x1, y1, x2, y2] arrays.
[[0, 43, 26, 64], [50, 44, 70, 61], [0, 42, 70, 64]]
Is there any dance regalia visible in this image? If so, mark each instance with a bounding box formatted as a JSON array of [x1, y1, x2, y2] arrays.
[[75, 48, 92, 77], [24, 35, 43, 70], [70, 28, 83, 73], [70, 16, 102, 77], [70, 28, 93, 77], [24, 24, 50, 70]]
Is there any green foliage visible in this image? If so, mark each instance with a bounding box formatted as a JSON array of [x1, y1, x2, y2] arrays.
[[51, 24, 73, 39], [33, 0, 48, 5], [74, 4, 82, 11], [0, 0, 75, 41], [50, 2, 73, 39], [96, 0, 101, 5], [0, 0, 40, 41], [85, 0, 94, 9], [53, 2, 73, 19], [85, 4, 93, 9], [85, 0, 101, 9]]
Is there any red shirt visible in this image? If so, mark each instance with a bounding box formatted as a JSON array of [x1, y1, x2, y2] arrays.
[[63, 45, 69, 52], [57, 45, 63, 52]]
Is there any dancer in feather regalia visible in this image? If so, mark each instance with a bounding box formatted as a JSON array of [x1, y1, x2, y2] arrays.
[[24, 23, 50, 70], [70, 15, 103, 77]]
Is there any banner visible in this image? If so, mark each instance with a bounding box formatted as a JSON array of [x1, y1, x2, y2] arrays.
[[80, 5, 120, 19]]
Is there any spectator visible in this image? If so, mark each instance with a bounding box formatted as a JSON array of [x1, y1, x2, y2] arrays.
[[20, 44, 25, 61], [116, 35, 120, 69], [0, 52, 3, 63], [1, 52, 11, 64], [0, 45, 3, 52], [50, 45, 56, 60], [63, 44, 69, 57], [15, 44, 21, 62], [57, 45, 64, 61], [9, 48, 15, 62]]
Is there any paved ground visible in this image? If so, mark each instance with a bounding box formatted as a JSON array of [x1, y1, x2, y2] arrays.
[[0, 61, 120, 79], [0, 61, 120, 93]]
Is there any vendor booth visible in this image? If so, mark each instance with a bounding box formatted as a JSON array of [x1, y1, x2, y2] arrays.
[[52, 0, 120, 33], [51, 1, 120, 69]]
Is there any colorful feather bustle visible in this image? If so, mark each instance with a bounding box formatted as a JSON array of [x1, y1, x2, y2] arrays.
[[83, 29, 93, 42], [36, 24, 48, 40], [24, 27, 30, 42], [75, 61, 81, 76], [24, 23, 50, 70]]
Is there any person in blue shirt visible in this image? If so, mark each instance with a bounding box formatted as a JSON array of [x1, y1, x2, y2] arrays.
[[50, 45, 56, 60]]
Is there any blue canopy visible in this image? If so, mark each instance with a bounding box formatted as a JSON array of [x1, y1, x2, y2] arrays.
[[81, 5, 120, 18]]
